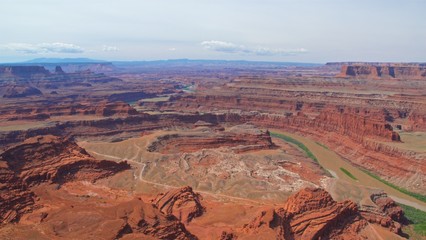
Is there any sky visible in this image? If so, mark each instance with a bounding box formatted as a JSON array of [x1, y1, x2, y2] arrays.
[[0, 0, 425, 63]]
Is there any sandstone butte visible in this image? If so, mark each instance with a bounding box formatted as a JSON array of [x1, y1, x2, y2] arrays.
[[338, 63, 426, 79]]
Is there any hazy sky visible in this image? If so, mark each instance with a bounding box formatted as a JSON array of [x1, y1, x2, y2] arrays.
[[1, 0, 425, 63]]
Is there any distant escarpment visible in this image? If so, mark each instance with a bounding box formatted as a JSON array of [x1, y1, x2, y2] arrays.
[[338, 63, 426, 79], [246, 107, 400, 142], [0, 66, 49, 77], [165, 94, 401, 143], [0, 65, 122, 88]]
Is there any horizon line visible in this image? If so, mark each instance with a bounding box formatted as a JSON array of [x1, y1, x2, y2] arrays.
[[1, 57, 426, 65]]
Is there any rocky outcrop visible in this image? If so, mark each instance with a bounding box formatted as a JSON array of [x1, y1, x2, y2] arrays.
[[25, 196, 197, 240], [2, 85, 42, 98], [1, 135, 130, 185], [111, 197, 197, 240], [0, 162, 35, 223], [0, 135, 130, 224], [243, 188, 403, 239], [152, 186, 205, 223], [370, 192, 404, 222], [339, 64, 426, 79]]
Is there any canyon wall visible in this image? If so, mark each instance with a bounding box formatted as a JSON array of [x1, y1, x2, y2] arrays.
[[2, 111, 422, 193]]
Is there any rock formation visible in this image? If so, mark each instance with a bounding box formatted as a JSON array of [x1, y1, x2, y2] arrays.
[[64, 197, 197, 240], [369, 192, 405, 222], [1, 135, 130, 185], [242, 188, 403, 239], [0, 162, 35, 223], [152, 186, 205, 223], [243, 188, 367, 239], [0, 135, 130, 223], [54, 65, 65, 74]]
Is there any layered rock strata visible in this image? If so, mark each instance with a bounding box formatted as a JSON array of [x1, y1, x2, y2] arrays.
[[152, 186, 205, 223], [0, 135, 130, 223], [242, 188, 403, 239], [339, 64, 426, 79], [147, 124, 274, 154]]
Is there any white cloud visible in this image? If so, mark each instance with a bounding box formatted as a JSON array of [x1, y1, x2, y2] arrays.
[[201, 40, 307, 56], [1, 42, 84, 54], [102, 45, 119, 52], [168, 47, 176, 51]]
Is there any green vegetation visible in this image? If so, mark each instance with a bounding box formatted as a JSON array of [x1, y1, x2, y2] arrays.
[[271, 132, 335, 178], [270, 132, 318, 163], [339, 167, 358, 180], [315, 141, 329, 150], [400, 204, 426, 236], [361, 170, 426, 203]]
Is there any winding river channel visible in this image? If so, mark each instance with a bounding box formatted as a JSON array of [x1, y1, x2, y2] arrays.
[[271, 130, 426, 212]]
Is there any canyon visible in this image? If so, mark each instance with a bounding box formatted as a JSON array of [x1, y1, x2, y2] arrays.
[[0, 60, 425, 239]]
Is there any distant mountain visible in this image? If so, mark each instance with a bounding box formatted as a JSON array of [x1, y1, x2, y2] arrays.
[[112, 59, 323, 67], [24, 58, 108, 63]]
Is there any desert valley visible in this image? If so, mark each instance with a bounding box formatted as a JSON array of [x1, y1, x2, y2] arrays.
[[0, 60, 425, 239]]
